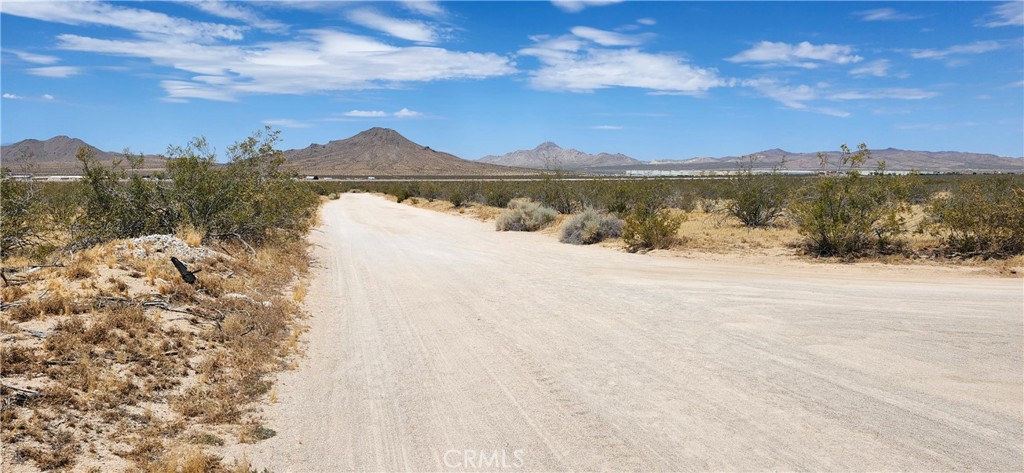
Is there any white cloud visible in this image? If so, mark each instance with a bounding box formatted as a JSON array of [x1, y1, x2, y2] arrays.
[[591, 125, 623, 130], [401, 1, 445, 18], [909, 40, 1003, 59], [850, 59, 891, 77], [2, 1, 244, 41], [10, 50, 60, 65], [2, 93, 23, 100], [854, 8, 921, 22], [981, 2, 1024, 27], [182, 0, 287, 32], [742, 78, 849, 117], [636, 18, 656, 26], [520, 35, 725, 94], [551, 0, 624, 13], [41, 94, 55, 101], [262, 118, 311, 128], [55, 29, 514, 101], [727, 41, 863, 68], [348, 9, 437, 43], [28, 66, 81, 78], [570, 26, 647, 47], [829, 88, 938, 100], [394, 108, 422, 118], [344, 110, 389, 117]]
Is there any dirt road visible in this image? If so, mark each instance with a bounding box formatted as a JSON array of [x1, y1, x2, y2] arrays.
[[239, 193, 1022, 471]]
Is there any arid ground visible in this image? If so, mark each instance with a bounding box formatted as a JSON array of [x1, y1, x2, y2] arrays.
[[231, 193, 1022, 471]]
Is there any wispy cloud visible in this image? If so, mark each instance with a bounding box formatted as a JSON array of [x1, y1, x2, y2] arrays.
[[551, 0, 624, 13], [28, 66, 81, 78], [344, 110, 388, 118], [520, 32, 725, 94], [636, 18, 656, 26], [55, 29, 514, 101], [340, 109, 423, 118], [41, 94, 55, 101], [591, 125, 623, 130], [979, 1, 1023, 27], [262, 118, 311, 128], [829, 88, 937, 100], [9, 50, 60, 65], [348, 9, 438, 43], [401, 1, 446, 18], [909, 40, 1003, 59], [3, 1, 244, 41], [727, 41, 862, 68], [854, 8, 921, 22], [849, 59, 892, 77], [181, 0, 287, 32], [570, 26, 648, 47], [2, 93, 23, 100], [393, 108, 422, 118]]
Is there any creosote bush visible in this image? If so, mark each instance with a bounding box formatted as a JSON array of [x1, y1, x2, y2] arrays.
[[924, 178, 1024, 257], [723, 156, 790, 227], [495, 198, 557, 231], [621, 180, 684, 252], [789, 144, 911, 257], [560, 208, 623, 245]]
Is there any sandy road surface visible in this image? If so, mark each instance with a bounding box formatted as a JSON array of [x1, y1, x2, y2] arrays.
[[238, 193, 1022, 471]]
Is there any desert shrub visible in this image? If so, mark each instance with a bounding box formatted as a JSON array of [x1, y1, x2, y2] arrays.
[[0, 169, 44, 258], [168, 127, 318, 243], [495, 198, 557, 231], [78, 148, 175, 245], [559, 208, 623, 245], [536, 172, 579, 214], [924, 178, 1024, 257], [444, 184, 470, 207], [622, 208, 684, 251], [722, 156, 790, 227], [789, 144, 911, 257], [482, 182, 516, 208], [620, 179, 684, 251]]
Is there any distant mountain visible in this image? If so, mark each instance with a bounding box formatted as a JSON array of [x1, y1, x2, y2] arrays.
[[1, 136, 167, 175], [284, 128, 530, 176], [594, 148, 1023, 173], [479, 142, 640, 169]]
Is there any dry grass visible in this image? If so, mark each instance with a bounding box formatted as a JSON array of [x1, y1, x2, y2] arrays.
[[1, 234, 312, 472], [176, 225, 207, 248]]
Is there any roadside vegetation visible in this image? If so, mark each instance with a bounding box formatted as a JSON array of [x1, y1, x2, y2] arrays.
[[1, 127, 318, 471], [311, 145, 1023, 266]]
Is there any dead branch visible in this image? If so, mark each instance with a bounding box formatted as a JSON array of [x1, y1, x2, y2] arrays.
[[212, 232, 256, 256]]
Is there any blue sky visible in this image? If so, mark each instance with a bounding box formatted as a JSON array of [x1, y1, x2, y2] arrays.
[[2, 1, 1022, 161]]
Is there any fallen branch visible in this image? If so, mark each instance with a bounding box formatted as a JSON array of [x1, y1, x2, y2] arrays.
[[213, 232, 256, 256]]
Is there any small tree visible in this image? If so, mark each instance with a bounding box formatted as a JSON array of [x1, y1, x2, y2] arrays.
[[722, 155, 790, 227], [789, 144, 910, 257]]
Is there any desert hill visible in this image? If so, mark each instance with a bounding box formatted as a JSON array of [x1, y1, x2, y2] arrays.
[[1, 136, 168, 175], [283, 128, 530, 176], [479, 141, 639, 169]]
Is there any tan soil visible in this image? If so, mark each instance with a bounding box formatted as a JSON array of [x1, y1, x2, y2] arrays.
[[231, 193, 1022, 471]]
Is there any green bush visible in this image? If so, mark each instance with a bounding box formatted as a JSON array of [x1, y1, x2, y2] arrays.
[[789, 144, 911, 257], [723, 156, 789, 227], [495, 198, 557, 232], [559, 208, 623, 245], [924, 178, 1024, 257], [622, 208, 684, 252], [0, 169, 44, 259], [77, 147, 173, 245]]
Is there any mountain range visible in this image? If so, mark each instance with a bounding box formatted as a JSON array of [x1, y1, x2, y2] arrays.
[[599, 148, 1023, 173], [0, 136, 168, 175], [2, 131, 1020, 176], [479, 141, 639, 169], [281, 127, 525, 176]]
